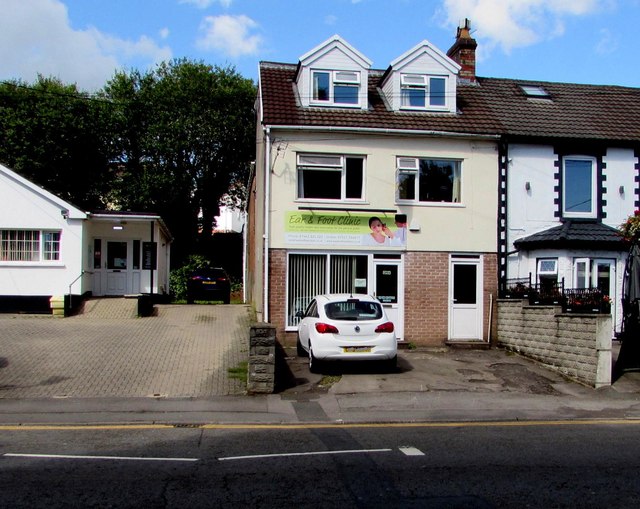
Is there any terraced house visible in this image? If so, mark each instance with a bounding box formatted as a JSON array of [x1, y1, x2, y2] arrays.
[[247, 22, 640, 347]]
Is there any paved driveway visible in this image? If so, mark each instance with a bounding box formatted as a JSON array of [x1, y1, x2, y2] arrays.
[[0, 300, 252, 399]]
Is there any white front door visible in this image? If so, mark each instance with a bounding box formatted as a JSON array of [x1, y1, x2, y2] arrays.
[[372, 259, 404, 340], [106, 240, 128, 295], [449, 256, 483, 340]]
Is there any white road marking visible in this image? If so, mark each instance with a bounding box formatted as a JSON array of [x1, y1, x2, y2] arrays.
[[4, 453, 198, 462], [218, 448, 392, 461], [399, 446, 425, 456]]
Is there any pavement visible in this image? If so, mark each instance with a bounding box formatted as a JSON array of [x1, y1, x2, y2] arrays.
[[1, 298, 640, 426]]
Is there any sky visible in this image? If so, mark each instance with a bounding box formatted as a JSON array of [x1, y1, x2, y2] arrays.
[[1, 0, 639, 91]]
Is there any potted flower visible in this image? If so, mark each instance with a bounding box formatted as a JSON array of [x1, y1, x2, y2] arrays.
[[619, 210, 640, 242]]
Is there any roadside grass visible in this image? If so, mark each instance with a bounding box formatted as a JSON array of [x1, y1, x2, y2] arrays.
[[228, 361, 248, 384]]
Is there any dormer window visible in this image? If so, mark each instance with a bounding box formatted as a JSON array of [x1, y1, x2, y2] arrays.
[[312, 70, 361, 106], [400, 74, 446, 109]]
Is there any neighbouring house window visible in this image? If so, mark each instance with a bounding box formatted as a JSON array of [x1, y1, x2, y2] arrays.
[[400, 74, 446, 109], [312, 70, 360, 106], [563, 157, 596, 218], [0, 229, 61, 262], [287, 253, 368, 327], [297, 154, 364, 200], [574, 258, 590, 289], [537, 258, 558, 292], [396, 157, 461, 203]]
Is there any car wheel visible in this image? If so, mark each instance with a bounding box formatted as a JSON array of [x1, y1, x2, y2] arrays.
[[296, 336, 306, 357], [186, 295, 194, 304], [223, 296, 230, 304], [309, 344, 322, 374]]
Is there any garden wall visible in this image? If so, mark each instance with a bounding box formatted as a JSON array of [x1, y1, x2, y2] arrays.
[[497, 299, 612, 388]]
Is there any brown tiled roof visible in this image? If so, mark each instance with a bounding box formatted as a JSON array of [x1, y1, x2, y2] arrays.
[[259, 62, 502, 136], [476, 77, 640, 142], [259, 62, 640, 142]]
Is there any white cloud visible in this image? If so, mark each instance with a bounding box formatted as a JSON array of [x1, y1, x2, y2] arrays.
[[0, 0, 171, 91], [159, 27, 170, 40], [325, 15, 338, 25], [196, 15, 263, 57], [595, 27, 618, 55], [179, 0, 233, 8], [440, 0, 601, 57]]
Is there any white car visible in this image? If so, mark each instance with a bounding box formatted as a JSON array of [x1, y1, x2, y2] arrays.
[[296, 294, 397, 373]]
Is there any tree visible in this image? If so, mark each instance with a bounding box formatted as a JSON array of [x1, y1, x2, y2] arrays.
[[0, 76, 114, 209], [102, 60, 256, 264]]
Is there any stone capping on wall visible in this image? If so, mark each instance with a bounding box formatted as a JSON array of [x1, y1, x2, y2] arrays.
[[497, 299, 612, 388], [248, 323, 277, 394]]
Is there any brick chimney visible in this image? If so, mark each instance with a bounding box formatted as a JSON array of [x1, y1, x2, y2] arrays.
[[447, 18, 477, 82]]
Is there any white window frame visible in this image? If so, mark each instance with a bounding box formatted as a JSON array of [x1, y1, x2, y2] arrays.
[[400, 74, 448, 110], [0, 229, 61, 264], [311, 70, 361, 107], [573, 258, 590, 289], [537, 258, 558, 285], [297, 153, 365, 202], [562, 156, 597, 219], [395, 156, 462, 205]]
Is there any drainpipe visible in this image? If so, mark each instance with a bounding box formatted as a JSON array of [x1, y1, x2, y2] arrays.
[[263, 126, 271, 322], [150, 220, 155, 295]]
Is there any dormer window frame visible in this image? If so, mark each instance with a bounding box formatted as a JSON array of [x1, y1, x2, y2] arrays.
[[311, 69, 362, 108], [400, 73, 448, 111]]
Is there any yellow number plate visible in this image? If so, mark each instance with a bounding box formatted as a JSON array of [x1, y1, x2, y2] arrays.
[[343, 346, 372, 353]]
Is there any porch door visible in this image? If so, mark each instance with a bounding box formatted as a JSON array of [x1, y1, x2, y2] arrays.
[[372, 259, 403, 340], [105, 241, 128, 295], [594, 259, 616, 321], [449, 256, 483, 340]]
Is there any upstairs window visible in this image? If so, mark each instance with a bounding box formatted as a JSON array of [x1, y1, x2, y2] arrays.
[[400, 74, 446, 109], [1, 230, 61, 262], [396, 157, 461, 204], [563, 156, 596, 218], [312, 70, 360, 106], [297, 154, 364, 201]]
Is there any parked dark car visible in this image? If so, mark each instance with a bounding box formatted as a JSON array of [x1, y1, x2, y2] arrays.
[[186, 268, 231, 304]]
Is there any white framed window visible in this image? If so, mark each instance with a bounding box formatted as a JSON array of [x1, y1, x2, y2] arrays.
[[297, 154, 365, 201], [0, 229, 61, 262], [563, 156, 597, 218], [400, 74, 447, 109], [537, 258, 558, 290], [396, 157, 461, 204], [574, 258, 590, 289], [311, 70, 360, 106]]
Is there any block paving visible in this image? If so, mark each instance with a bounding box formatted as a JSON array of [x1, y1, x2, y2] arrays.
[[0, 299, 252, 399]]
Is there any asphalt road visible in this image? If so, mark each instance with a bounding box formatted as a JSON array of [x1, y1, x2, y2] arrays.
[[2, 421, 640, 508]]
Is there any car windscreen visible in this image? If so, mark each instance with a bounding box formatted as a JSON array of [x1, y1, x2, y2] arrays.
[[324, 300, 383, 321]]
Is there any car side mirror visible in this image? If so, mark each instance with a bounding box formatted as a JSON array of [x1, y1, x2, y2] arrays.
[[295, 310, 305, 318]]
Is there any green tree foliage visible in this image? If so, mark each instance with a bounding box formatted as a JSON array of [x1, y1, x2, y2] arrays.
[[0, 76, 114, 209], [102, 60, 256, 263]]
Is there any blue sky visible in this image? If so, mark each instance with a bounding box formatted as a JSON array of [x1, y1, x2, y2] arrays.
[[1, 0, 639, 91]]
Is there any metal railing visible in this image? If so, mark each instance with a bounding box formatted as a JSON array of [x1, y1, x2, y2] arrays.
[[501, 275, 611, 314]]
